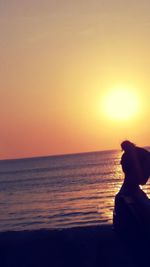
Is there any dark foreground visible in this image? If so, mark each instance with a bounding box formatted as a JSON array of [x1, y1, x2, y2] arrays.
[[0, 225, 149, 267]]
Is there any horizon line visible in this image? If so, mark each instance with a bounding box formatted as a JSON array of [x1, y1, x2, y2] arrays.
[[0, 145, 149, 162], [0, 148, 119, 162]]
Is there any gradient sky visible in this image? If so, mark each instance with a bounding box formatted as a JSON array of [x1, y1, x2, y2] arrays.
[[0, 0, 150, 159]]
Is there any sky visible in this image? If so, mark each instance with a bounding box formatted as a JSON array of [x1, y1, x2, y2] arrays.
[[0, 0, 150, 159]]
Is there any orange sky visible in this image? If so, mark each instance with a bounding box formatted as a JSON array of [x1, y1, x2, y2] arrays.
[[0, 1, 150, 159]]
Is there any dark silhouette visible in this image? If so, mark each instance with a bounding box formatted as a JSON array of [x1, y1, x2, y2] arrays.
[[113, 140, 150, 233], [113, 141, 150, 266]]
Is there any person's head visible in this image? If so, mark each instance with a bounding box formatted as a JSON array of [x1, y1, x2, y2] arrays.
[[120, 140, 137, 180], [120, 140, 150, 187], [121, 140, 136, 152]]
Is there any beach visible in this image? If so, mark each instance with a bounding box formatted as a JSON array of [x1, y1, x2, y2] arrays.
[[1, 0, 150, 265], [0, 224, 146, 267]]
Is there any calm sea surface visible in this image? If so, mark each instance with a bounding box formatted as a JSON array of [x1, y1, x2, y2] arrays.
[[0, 149, 150, 232]]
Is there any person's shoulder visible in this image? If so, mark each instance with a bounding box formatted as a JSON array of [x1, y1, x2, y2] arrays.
[[136, 147, 150, 157]]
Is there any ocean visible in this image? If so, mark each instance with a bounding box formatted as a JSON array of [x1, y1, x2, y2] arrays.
[[0, 149, 150, 232]]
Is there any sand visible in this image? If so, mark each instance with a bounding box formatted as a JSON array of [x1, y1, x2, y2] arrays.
[[0, 224, 149, 267]]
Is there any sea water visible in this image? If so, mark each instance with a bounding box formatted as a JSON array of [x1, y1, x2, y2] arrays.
[[0, 149, 150, 232]]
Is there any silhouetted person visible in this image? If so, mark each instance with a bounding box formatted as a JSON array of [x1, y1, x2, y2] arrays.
[[119, 140, 150, 195], [113, 140, 150, 233]]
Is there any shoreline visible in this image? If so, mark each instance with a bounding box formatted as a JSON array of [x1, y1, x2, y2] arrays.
[[0, 224, 143, 267]]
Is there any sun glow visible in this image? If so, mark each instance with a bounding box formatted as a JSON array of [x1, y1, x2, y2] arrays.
[[102, 87, 139, 121]]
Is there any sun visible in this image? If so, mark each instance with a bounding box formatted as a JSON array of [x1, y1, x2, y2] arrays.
[[102, 87, 139, 121]]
